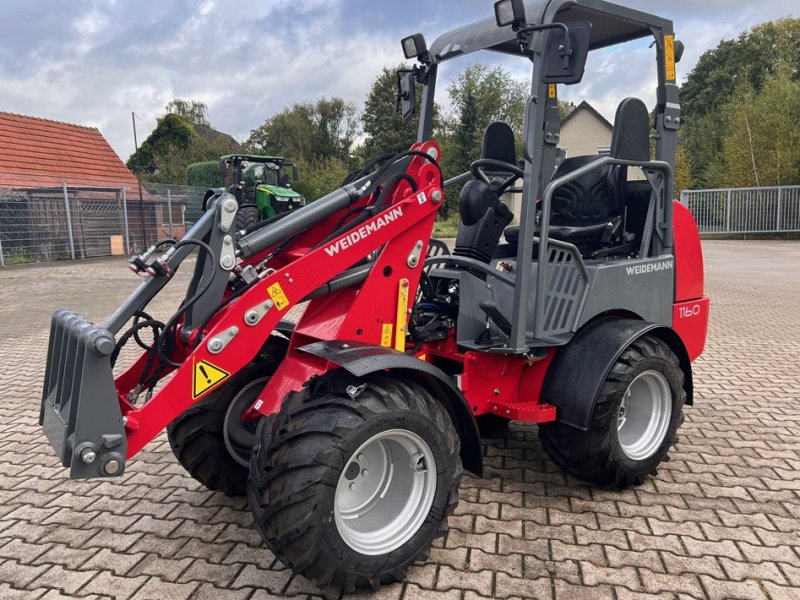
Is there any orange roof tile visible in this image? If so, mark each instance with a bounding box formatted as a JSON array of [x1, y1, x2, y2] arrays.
[[0, 112, 141, 189]]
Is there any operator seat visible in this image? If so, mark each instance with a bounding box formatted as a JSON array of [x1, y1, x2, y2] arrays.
[[504, 97, 651, 255], [453, 122, 516, 263]]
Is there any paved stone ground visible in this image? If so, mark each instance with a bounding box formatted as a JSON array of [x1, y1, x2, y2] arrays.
[[0, 240, 798, 600]]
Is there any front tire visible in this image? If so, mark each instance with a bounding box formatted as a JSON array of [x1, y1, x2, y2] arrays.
[[167, 337, 286, 497], [235, 205, 260, 232], [538, 335, 686, 489], [248, 373, 462, 592]]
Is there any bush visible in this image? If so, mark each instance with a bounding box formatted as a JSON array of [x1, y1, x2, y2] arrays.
[[185, 161, 223, 188], [292, 158, 351, 202]]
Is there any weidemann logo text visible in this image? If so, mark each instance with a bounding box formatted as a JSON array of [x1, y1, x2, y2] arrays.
[[325, 206, 404, 257], [626, 260, 674, 276]]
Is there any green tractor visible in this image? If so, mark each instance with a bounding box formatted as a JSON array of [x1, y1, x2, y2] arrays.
[[219, 154, 306, 230]]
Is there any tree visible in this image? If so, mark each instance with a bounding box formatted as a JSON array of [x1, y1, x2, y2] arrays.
[[437, 64, 527, 214], [361, 65, 424, 159], [674, 140, 695, 196], [680, 110, 729, 188], [680, 18, 800, 186], [246, 97, 359, 164], [128, 113, 193, 177], [559, 100, 576, 121], [246, 97, 359, 201], [682, 19, 800, 121], [127, 109, 241, 184], [444, 64, 527, 168], [166, 99, 211, 127], [247, 103, 315, 161], [720, 64, 800, 188], [291, 157, 351, 202]]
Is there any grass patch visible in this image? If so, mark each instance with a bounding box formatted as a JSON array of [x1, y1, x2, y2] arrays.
[[433, 213, 459, 238], [1, 248, 36, 266]]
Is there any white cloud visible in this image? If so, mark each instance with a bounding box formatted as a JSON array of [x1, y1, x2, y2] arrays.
[[74, 10, 110, 36], [0, 0, 797, 161]]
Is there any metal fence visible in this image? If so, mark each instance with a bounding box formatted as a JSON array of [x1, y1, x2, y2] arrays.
[[681, 185, 800, 235], [0, 179, 208, 266]]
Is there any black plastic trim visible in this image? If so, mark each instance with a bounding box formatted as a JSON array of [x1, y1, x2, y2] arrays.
[[299, 340, 483, 475], [542, 317, 692, 430]]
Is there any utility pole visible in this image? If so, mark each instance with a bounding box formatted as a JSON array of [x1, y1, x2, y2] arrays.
[[132, 112, 147, 251]]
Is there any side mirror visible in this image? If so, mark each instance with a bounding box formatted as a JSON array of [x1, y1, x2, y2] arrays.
[[541, 22, 592, 85], [494, 0, 526, 30], [218, 160, 227, 182], [292, 165, 299, 181], [396, 71, 416, 122]]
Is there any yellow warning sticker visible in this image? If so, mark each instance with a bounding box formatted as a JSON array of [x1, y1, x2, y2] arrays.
[[193, 359, 230, 399], [548, 83, 557, 99], [417, 353, 427, 362], [380, 323, 393, 348], [395, 279, 409, 351], [664, 34, 676, 82], [267, 281, 290, 311]]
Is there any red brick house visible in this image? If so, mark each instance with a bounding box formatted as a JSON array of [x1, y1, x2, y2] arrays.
[[0, 113, 184, 262], [0, 112, 140, 189]]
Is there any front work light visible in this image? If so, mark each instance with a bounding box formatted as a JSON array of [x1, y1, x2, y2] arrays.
[[401, 33, 428, 60], [494, 0, 527, 29]]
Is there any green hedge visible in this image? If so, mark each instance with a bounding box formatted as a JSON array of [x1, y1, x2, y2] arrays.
[[185, 160, 222, 188]]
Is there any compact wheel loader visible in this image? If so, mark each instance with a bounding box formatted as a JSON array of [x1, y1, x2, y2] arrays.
[[40, 0, 709, 592]]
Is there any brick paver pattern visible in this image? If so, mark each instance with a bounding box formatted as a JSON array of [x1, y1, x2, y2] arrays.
[[0, 240, 798, 599]]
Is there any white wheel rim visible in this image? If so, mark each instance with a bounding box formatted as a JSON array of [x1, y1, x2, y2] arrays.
[[334, 429, 437, 556], [617, 370, 673, 461]]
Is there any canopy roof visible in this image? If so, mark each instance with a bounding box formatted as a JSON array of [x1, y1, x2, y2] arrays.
[[220, 154, 287, 163], [428, 0, 670, 63]]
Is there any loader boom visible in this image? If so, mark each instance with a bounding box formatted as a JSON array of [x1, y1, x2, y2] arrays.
[[41, 143, 446, 475]]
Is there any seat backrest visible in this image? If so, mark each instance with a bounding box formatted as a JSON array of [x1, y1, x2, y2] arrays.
[[551, 97, 650, 227], [458, 122, 517, 227], [610, 97, 650, 161], [607, 97, 651, 214], [454, 122, 516, 263], [481, 121, 516, 164], [551, 155, 611, 225]]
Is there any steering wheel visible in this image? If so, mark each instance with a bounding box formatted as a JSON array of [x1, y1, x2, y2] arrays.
[[470, 159, 524, 195]]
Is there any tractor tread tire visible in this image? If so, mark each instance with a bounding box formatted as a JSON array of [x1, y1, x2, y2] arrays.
[[235, 205, 260, 232], [248, 373, 462, 592], [538, 335, 686, 489], [167, 339, 285, 497]]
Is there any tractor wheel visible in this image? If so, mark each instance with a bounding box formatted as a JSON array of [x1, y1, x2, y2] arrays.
[[538, 335, 685, 489], [235, 205, 260, 232], [167, 338, 286, 497], [248, 373, 462, 592]]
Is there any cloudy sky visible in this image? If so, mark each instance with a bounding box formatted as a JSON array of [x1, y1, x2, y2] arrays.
[[0, 0, 796, 160]]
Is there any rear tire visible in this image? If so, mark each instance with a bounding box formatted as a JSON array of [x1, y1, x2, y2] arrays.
[[538, 335, 685, 489], [167, 337, 286, 497], [248, 373, 462, 592]]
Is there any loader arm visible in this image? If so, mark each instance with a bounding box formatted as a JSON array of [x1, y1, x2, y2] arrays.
[[40, 142, 445, 477]]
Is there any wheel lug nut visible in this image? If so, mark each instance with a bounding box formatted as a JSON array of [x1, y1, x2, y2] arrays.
[[362, 469, 368, 477], [349, 482, 356, 490]]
